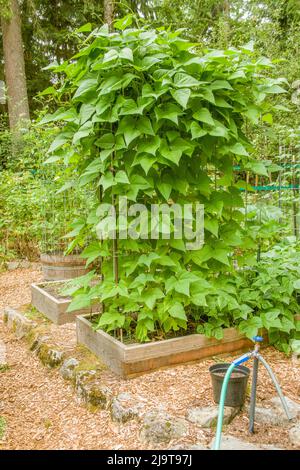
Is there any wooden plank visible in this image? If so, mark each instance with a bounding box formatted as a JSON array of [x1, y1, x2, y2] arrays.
[[31, 283, 100, 325], [76, 314, 265, 378], [76, 315, 125, 375], [124, 327, 247, 362], [31, 283, 61, 324], [123, 337, 252, 377]]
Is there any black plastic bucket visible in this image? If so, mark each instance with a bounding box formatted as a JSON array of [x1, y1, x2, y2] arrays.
[[209, 363, 250, 408]]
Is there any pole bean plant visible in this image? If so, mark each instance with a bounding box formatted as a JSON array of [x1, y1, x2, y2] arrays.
[[42, 17, 295, 346]]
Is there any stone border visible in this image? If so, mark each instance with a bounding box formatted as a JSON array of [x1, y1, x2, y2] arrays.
[[1, 307, 112, 407], [3, 307, 37, 339], [6, 260, 41, 271]]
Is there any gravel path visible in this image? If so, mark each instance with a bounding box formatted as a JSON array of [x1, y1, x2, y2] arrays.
[[0, 324, 146, 450], [0, 268, 142, 450], [0, 267, 299, 450], [0, 267, 43, 311]]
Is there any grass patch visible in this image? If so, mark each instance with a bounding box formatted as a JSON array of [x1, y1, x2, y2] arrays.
[[74, 344, 106, 373], [75, 344, 105, 367], [23, 305, 49, 323], [44, 419, 52, 429], [0, 416, 7, 440]]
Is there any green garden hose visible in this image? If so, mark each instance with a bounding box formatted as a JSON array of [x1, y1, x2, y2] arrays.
[[213, 353, 252, 450], [213, 362, 237, 450]]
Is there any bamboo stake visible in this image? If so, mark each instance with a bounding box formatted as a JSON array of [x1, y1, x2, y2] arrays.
[[292, 152, 298, 237]]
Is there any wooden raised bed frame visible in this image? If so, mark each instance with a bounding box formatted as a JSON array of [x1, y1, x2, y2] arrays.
[[76, 313, 259, 378], [31, 281, 100, 325]]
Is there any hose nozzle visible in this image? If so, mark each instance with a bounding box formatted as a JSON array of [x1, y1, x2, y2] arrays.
[[252, 335, 263, 343]]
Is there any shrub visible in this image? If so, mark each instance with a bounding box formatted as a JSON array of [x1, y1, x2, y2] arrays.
[[43, 19, 287, 343], [0, 125, 92, 260], [241, 239, 300, 354]]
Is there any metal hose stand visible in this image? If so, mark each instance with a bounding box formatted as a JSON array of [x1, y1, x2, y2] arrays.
[[249, 355, 259, 433], [257, 353, 292, 421], [212, 337, 292, 450]]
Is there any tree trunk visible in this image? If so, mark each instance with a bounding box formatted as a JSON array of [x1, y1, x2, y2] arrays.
[[1, 0, 30, 131], [223, 1, 230, 47], [104, 0, 114, 30]]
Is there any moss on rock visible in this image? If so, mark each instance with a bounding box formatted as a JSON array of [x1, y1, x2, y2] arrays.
[[37, 342, 64, 368], [4, 308, 36, 339], [25, 325, 49, 351], [110, 392, 143, 423], [75, 370, 112, 409], [140, 411, 188, 444]]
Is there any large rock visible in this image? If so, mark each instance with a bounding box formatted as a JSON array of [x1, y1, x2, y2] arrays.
[[210, 435, 282, 450], [3, 308, 36, 339], [110, 392, 143, 423], [140, 410, 188, 444], [7, 261, 20, 271], [292, 353, 300, 365], [7, 260, 30, 270], [28, 332, 50, 352], [188, 444, 208, 450], [75, 370, 112, 408], [186, 405, 239, 428], [59, 358, 79, 381], [171, 444, 208, 450], [254, 407, 286, 426], [31, 334, 64, 368], [289, 424, 300, 447], [254, 396, 300, 426], [269, 396, 300, 419]]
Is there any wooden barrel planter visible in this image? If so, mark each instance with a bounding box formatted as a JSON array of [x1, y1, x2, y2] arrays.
[[31, 281, 101, 325], [40, 253, 89, 281]]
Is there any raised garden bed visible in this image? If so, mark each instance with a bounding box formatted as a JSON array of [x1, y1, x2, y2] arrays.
[[31, 281, 100, 325], [76, 313, 260, 378]]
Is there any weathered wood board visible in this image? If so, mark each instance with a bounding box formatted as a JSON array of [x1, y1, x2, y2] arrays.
[[76, 314, 263, 378]]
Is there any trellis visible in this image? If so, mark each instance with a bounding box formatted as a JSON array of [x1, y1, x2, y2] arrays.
[[38, 166, 95, 254], [237, 140, 300, 240]]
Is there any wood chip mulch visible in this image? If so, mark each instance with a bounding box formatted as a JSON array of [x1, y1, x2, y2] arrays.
[[0, 267, 299, 450]]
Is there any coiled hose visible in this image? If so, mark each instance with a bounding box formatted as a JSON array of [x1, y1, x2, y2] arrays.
[[213, 354, 251, 450]]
